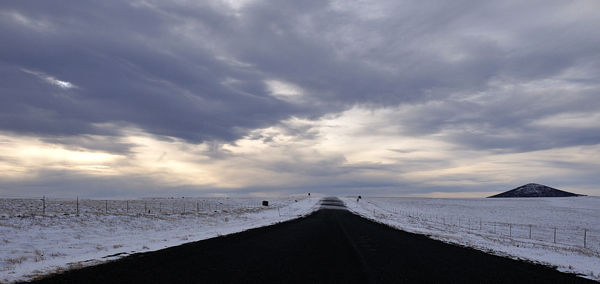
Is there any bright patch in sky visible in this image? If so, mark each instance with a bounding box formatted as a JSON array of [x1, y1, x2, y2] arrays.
[[47, 78, 74, 89], [21, 69, 75, 89], [266, 79, 303, 100]]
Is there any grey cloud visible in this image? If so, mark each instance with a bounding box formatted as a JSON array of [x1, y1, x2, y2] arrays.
[[3, 0, 598, 151], [196, 141, 233, 160], [0, 168, 207, 198], [265, 152, 348, 177], [380, 82, 600, 153], [1, 0, 599, 196], [40, 135, 138, 155], [213, 0, 600, 130], [0, 1, 314, 150]]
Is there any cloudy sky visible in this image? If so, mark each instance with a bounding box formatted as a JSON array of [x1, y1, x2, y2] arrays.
[[1, 0, 599, 198]]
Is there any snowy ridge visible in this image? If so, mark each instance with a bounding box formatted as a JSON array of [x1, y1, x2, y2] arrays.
[[345, 196, 600, 282], [489, 183, 585, 198]]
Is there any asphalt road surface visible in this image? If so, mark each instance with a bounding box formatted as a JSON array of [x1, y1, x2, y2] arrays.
[[25, 197, 595, 283]]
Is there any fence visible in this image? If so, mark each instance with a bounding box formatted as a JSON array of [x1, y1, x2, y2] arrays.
[[367, 203, 599, 252], [0, 196, 268, 217]]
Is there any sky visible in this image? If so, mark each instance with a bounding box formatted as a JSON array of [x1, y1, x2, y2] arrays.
[[1, 0, 599, 198]]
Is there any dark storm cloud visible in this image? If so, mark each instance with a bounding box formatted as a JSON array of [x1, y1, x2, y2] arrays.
[[0, 0, 311, 150], [217, 0, 599, 155], [1, 0, 599, 157], [222, 0, 582, 105]]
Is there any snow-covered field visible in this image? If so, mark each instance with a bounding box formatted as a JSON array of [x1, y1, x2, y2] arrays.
[[344, 196, 600, 282], [3, 195, 599, 283], [0, 196, 318, 283]]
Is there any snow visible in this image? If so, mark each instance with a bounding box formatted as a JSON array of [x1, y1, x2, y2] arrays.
[[2, 195, 599, 283], [0, 196, 318, 283], [344, 196, 600, 281]]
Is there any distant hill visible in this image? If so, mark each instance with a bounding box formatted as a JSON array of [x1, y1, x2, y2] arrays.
[[488, 183, 586, 198]]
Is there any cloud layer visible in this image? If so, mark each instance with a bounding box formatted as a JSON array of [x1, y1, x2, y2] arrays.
[[1, 0, 599, 197]]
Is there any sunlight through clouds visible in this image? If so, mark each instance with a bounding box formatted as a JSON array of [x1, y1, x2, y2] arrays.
[[1, 0, 599, 197], [265, 79, 304, 102]]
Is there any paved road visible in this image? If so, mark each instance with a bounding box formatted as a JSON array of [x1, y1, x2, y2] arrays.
[[26, 197, 595, 283]]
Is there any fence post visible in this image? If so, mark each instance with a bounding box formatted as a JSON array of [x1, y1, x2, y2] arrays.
[[76, 197, 79, 216], [127, 200, 129, 213], [584, 229, 587, 248], [554, 227, 556, 243], [509, 223, 512, 237], [529, 225, 532, 239], [105, 200, 108, 213], [42, 195, 46, 216]]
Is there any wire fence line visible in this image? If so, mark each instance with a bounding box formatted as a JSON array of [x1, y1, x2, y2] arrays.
[[0, 196, 270, 217], [367, 203, 599, 251]]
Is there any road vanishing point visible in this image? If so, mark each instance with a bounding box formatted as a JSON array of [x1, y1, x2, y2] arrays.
[[25, 197, 596, 284]]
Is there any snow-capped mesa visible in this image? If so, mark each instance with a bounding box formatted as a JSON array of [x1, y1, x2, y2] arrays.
[[488, 183, 586, 198]]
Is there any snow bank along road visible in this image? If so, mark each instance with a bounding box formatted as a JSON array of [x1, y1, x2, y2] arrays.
[[24, 197, 595, 283]]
